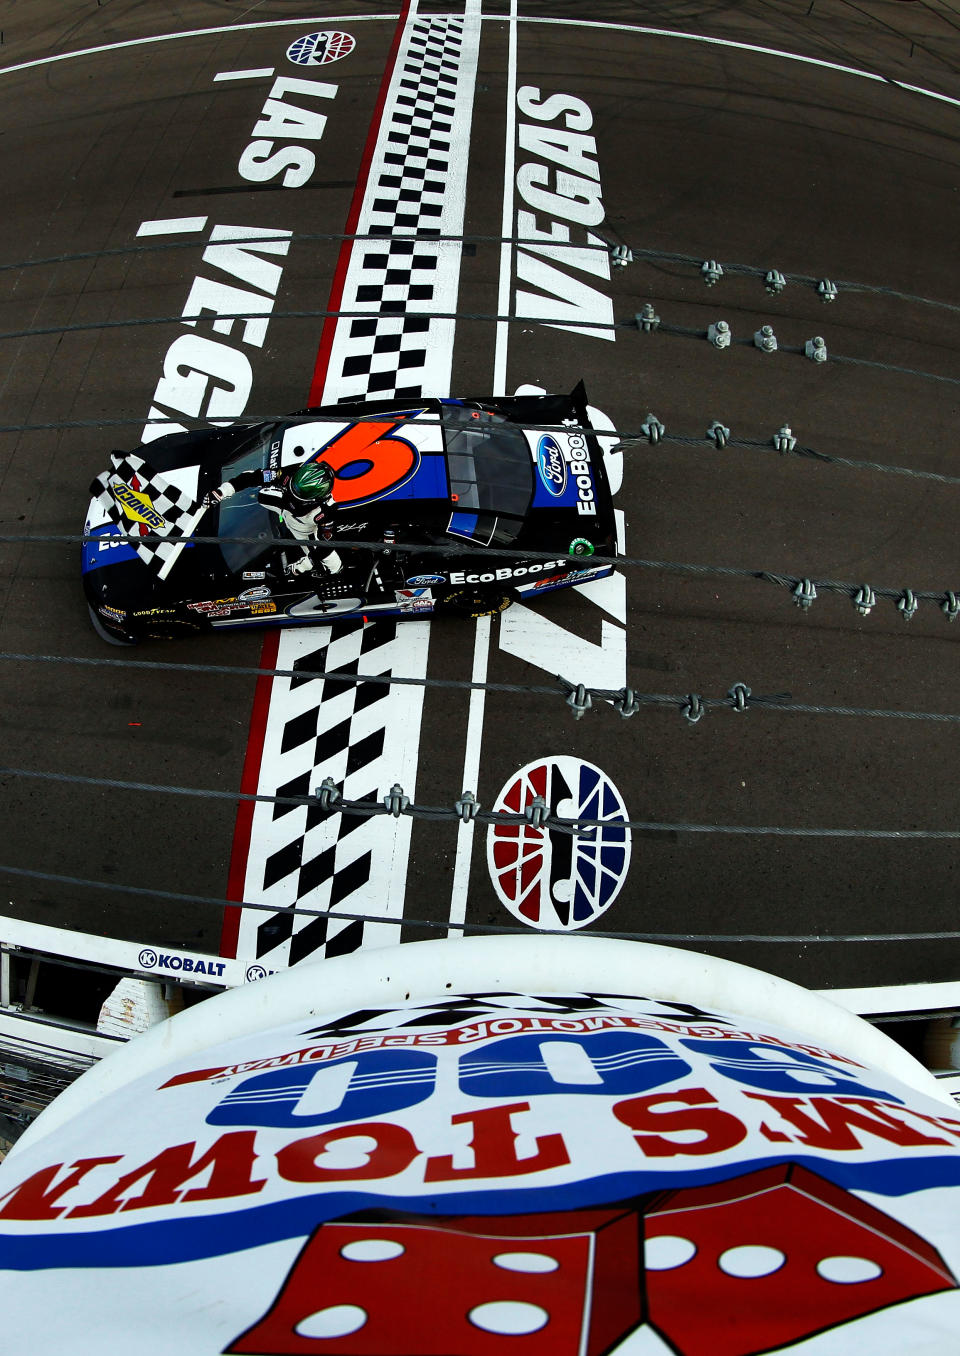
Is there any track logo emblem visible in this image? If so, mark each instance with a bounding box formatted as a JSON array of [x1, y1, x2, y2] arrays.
[[487, 756, 631, 930], [287, 31, 356, 66]]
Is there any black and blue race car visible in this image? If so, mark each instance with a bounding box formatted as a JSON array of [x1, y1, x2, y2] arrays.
[[82, 386, 617, 643]]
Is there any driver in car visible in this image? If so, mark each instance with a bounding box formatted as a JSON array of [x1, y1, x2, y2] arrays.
[[206, 461, 343, 578]]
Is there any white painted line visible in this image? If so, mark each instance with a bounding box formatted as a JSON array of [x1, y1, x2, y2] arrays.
[[823, 979, 960, 1017], [213, 68, 276, 82], [492, 0, 517, 396], [449, 0, 517, 938], [448, 614, 491, 936], [509, 17, 960, 112], [136, 216, 208, 236], [0, 16, 397, 77]]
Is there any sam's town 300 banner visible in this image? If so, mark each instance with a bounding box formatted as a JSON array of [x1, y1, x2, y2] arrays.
[[1, 991, 959, 1354]]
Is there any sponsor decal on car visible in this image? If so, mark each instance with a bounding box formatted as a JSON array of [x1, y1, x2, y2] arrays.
[[249, 601, 277, 616], [488, 756, 631, 930], [242, 571, 267, 581], [98, 604, 126, 621], [287, 30, 356, 66], [536, 434, 568, 496], [131, 607, 177, 617], [406, 574, 446, 586], [565, 431, 597, 515], [449, 560, 565, 585], [396, 589, 434, 614], [238, 585, 272, 602], [111, 480, 167, 530]]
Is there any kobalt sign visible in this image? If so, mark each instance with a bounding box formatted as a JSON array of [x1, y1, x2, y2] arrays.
[[1, 992, 959, 1353]]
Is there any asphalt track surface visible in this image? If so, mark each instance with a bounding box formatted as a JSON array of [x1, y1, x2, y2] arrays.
[[1, 0, 960, 995]]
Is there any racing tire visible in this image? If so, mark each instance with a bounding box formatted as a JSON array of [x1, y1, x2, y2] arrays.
[[437, 588, 514, 620], [87, 604, 137, 646]]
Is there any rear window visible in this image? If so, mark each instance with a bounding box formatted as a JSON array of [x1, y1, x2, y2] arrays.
[[444, 408, 533, 520]]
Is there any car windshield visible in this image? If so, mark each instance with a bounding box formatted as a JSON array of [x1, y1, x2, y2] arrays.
[[218, 491, 282, 572], [217, 425, 285, 572], [219, 424, 282, 482]]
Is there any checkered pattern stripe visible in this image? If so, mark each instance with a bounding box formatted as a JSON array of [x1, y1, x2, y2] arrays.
[[92, 453, 199, 573], [236, 619, 430, 966], [325, 12, 480, 402], [232, 5, 481, 968]]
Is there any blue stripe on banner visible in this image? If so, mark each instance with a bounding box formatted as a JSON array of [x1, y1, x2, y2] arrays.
[[3, 1154, 960, 1271]]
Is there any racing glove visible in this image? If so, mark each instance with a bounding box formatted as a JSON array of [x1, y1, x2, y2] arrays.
[[203, 482, 236, 506]]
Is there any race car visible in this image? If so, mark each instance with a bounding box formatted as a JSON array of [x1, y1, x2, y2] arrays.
[[81, 385, 617, 643]]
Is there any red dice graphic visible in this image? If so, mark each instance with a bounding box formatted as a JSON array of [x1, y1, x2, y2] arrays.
[[229, 1165, 957, 1356], [642, 1162, 957, 1356], [228, 1208, 641, 1355]]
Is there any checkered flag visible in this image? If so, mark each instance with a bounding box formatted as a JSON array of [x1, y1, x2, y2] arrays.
[[91, 452, 205, 579]]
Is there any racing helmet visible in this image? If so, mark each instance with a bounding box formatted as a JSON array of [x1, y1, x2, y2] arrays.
[[284, 460, 335, 515]]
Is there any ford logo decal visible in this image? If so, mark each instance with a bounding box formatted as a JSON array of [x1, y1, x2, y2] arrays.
[[537, 435, 567, 496], [406, 574, 445, 586]]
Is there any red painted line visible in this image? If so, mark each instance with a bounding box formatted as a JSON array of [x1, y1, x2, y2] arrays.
[[220, 4, 411, 957], [220, 627, 281, 958], [308, 0, 411, 406]]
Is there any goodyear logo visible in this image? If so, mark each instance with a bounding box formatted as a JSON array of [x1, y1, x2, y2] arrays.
[[536, 435, 567, 497], [112, 480, 166, 530]]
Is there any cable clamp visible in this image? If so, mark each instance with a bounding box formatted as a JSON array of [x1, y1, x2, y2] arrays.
[[455, 791, 480, 822], [853, 585, 876, 617], [682, 693, 704, 724], [314, 777, 341, 810], [942, 591, 960, 622], [641, 413, 665, 444], [636, 303, 660, 332], [728, 682, 752, 713], [804, 335, 828, 363], [898, 589, 918, 621], [383, 783, 410, 817], [615, 687, 641, 718], [793, 578, 817, 609], [564, 682, 592, 720], [701, 259, 723, 286], [524, 795, 550, 828], [707, 320, 732, 349], [765, 269, 786, 294], [640, 412, 664, 444], [610, 244, 633, 268], [818, 279, 838, 303], [707, 420, 731, 448], [754, 325, 778, 352], [773, 424, 796, 453]]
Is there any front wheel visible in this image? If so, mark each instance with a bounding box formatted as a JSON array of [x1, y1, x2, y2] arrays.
[[87, 604, 137, 646], [436, 588, 514, 620]]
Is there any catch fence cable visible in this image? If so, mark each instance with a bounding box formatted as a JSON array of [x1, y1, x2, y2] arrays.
[[0, 863, 955, 945], [2, 231, 958, 318], [5, 527, 960, 624], [3, 765, 960, 840], [8, 653, 960, 728], [0, 309, 958, 395], [2, 409, 958, 490]]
